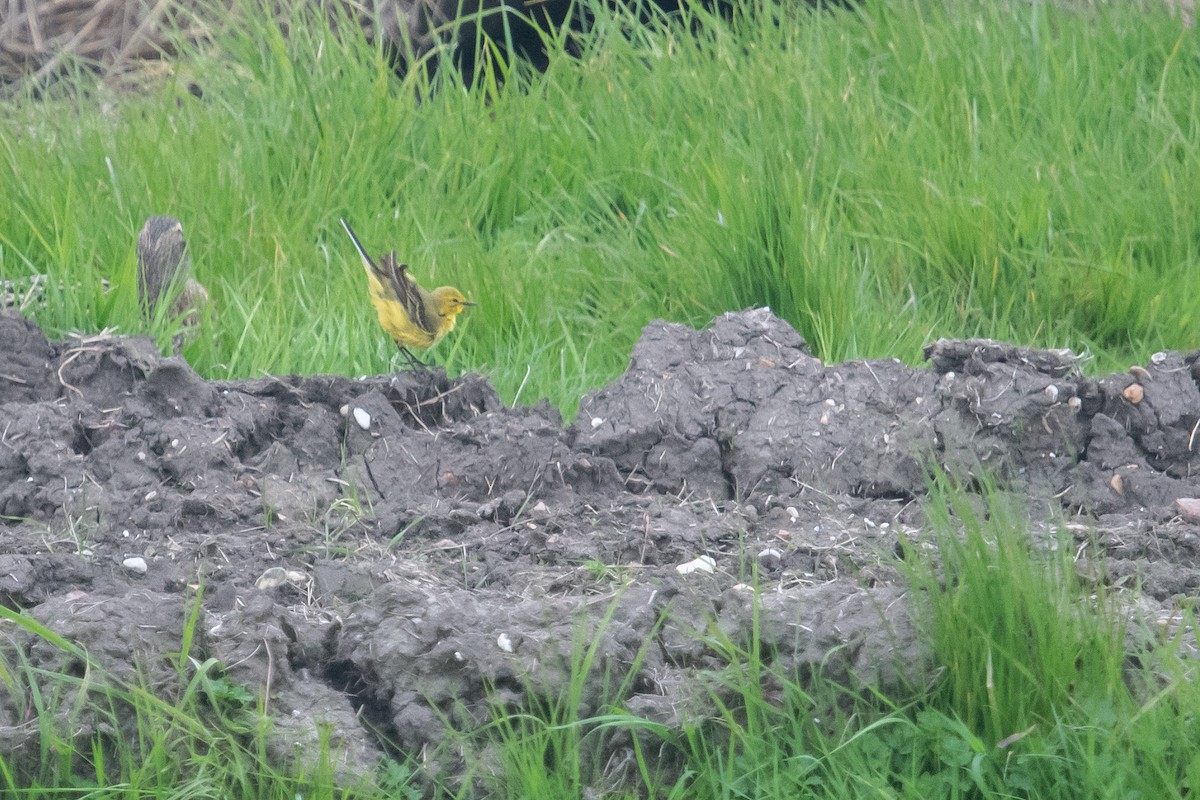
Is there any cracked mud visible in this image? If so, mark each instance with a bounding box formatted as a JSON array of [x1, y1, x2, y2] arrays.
[[2, 307, 1199, 788]]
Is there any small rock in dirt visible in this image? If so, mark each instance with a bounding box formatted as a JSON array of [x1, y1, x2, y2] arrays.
[[477, 489, 527, 523], [255, 566, 308, 590], [676, 555, 716, 575], [1176, 498, 1200, 521], [1128, 365, 1152, 382], [122, 556, 147, 574]]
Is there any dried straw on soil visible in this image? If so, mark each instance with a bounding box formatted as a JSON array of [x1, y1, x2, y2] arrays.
[[0, 0, 220, 91], [0, 0, 385, 94]]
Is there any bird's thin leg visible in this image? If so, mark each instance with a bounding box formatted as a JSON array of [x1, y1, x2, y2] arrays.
[[397, 345, 429, 371]]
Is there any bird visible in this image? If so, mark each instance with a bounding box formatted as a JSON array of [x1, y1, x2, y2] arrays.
[[136, 215, 210, 337], [339, 218, 474, 369]]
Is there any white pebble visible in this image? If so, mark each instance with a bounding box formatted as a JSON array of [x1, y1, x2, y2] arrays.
[[497, 633, 514, 653], [353, 407, 371, 430], [255, 567, 289, 590], [122, 556, 147, 575], [676, 555, 716, 575]]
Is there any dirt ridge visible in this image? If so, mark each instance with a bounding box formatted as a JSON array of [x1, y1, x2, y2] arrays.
[[1, 307, 1198, 787]]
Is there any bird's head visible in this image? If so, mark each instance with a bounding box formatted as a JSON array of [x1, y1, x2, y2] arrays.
[[433, 287, 476, 323]]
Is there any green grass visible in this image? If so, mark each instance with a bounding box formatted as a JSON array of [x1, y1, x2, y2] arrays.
[[0, 594, 370, 799], [2, 0, 1198, 415], [2, 484, 1197, 798]]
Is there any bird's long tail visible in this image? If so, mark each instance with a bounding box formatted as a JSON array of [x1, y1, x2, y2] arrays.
[[339, 218, 376, 271]]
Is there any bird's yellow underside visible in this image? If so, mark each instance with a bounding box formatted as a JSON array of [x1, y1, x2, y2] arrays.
[[365, 270, 440, 349]]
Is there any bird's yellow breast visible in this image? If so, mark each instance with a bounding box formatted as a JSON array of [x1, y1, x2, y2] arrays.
[[366, 272, 437, 348]]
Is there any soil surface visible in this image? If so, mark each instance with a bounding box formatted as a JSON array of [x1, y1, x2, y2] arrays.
[[2, 307, 1199, 789]]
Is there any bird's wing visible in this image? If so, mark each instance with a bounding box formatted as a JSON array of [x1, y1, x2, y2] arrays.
[[378, 252, 435, 334], [340, 218, 434, 334]]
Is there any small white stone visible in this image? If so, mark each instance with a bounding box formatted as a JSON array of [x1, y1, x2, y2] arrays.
[[758, 548, 783, 560], [1151, 351, 1168, 365], [1043, 384, 1059, 403], [144, 490, 157, 501], [454, 651, 465, 662], [255, 567, 289, 590], [122, 556, 147, 575], [676, 555, 716, 575], [497, 633, 514, 653], [591, 417, 604, 429], [353, 407, 371, 430]]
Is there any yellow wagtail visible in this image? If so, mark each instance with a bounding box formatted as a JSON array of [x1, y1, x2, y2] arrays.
[[340, 218, 474, 368]]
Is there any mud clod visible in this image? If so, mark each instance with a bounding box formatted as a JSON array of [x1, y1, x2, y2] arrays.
[[1, 307, 1199, 788]]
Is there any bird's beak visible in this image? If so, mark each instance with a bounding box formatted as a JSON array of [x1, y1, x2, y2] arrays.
[[463, 301, 477, 307]]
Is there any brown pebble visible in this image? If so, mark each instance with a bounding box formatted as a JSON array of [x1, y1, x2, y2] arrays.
[[1128, 365, 1152, 382], [1122, 384, 1144, 404], [1176, 498, 1200, 521]]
